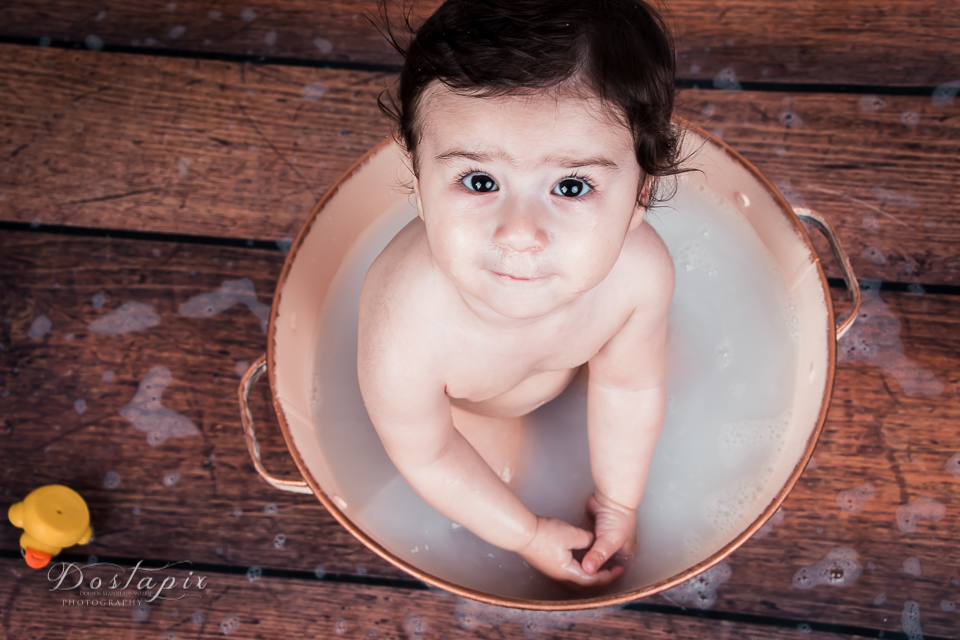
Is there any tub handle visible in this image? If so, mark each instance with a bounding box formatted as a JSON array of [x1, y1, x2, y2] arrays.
[[793, 207, 861, 340], [238, 355, 313, 494]]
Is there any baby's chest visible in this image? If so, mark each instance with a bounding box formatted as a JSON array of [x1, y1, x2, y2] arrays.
[[440, 318, 618, 400]]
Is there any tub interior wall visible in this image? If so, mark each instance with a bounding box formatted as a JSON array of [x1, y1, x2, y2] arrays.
[[273, 134, 831, 601]]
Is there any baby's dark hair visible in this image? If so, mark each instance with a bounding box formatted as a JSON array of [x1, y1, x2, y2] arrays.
[[376, 0, 684, 206]]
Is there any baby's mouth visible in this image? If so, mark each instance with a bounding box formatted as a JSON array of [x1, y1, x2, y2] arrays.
[[492, 270, 542, 282]]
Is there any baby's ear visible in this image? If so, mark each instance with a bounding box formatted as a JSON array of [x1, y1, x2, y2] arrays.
[[413, 176, 425, 221], [629, 180, 651, 230]]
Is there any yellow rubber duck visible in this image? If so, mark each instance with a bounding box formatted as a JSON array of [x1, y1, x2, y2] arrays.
[[8, 485, 92, 569]]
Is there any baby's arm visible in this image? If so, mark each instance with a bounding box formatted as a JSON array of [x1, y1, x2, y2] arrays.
[[582, 250, 674, 575], [358, 301, 620, 586]]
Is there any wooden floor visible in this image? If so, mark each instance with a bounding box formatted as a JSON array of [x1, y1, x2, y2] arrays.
[[1, 2, 958, 638]]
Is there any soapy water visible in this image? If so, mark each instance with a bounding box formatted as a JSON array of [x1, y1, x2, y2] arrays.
[[219, 613, 240, 635], [836, 482, 876, 514], [895, 497, 946, 534], [88, 301, 161, 335], [945, 453, 960, 480], [178, 278, 269, 332], [901, 601, 923, 640], [792, 546, 862, 590], [839, 286, 944, 397], [310, 181, 803, 598], [662, 561, 732, 609], [902, 556, 921, 576], [28, 314, 52, 340], [453, 597, 603, 637], [120, 366, 200, 445]]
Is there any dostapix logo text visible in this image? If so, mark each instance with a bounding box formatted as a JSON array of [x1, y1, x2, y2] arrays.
[[47, 560, 208, 604]]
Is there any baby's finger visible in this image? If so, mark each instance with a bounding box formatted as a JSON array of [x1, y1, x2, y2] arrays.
[[582, 530, 627, 574], [563, 523, 595, 551], [561, 563, 625, 590]]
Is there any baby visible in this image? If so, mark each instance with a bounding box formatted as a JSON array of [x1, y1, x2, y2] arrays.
[[358, 0, 682, 587]]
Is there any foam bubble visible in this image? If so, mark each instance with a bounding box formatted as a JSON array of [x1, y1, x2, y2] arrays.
[[103, 470, 121, 490], [861, 247, 886, 265], [302, 83, 328, 102], [718, 412, 790, 470], [403, 613, 427, 640], [839, 288, 944, 396], [900, 601, 923, 640], [836, 482, 875, 514], [131, 603, 151, 622], [246, 566, 261, 582], [902, 556, 921, 576], [944, 453, 960, 480], [453, 597, 603, 636], [163, 472, 180, 487], [674, 239, 715, 274], [792, 546, 862, 589], [901, 111, 921, 127], [941, 600, 956, 612], [859, 95, 886, 112], [778, 109, 804, 128], [28, 315, 52, 340], [662, 562, 732, 610], [119, 366, 199, 445], [89, 301, 161, 335], [713, 68, 741, 91], [273, 534, 286, 549], [219, 613, 240, 635], [178, 278, 268, 332], [932, 79, 960, 107], [896, 497, 946, 533]]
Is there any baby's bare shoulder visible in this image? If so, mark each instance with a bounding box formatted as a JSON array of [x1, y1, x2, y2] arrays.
[[611, 222, 674, 311], [358, 219, 450, 371]]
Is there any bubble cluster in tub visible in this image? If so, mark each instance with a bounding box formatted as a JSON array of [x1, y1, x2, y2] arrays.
[[309, 179, 807, 598]]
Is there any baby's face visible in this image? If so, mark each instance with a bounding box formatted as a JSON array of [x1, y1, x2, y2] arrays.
[[413, 84, 645, 322]]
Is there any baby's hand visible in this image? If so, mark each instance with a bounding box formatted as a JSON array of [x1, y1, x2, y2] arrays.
[[582, 493, 638, 575], [517, 516, 625, 587]]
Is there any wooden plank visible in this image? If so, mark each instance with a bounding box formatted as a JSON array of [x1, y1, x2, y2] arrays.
[[2, 0, 958, 86], [0, 44, 393, 244], [0, 230, 404, 581], [0, 558, 888, 640], [2, 45, 958, 283], [3, 232, 960, 637]]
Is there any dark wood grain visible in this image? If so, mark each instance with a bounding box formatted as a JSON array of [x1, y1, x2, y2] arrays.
[[0, 230, 402, 581], [0, 44, 393, 244], [2, 46, 959, 284], [1, 557, 885, 640], [2, 0, 958, 86], [3, 231, 960, 637]]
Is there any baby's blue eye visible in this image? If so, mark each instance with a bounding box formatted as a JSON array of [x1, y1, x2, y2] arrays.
[[462, 172, 498, 193], [553, 178, 591, 197]]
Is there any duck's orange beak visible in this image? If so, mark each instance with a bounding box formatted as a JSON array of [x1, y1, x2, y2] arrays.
[[23, 548, 53, 569]]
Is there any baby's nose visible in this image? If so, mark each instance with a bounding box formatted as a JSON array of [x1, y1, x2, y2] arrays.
[[494, 204, 547, 253]]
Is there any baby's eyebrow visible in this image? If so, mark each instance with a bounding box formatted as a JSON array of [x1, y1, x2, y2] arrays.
[[434, 149, 620, 172]]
